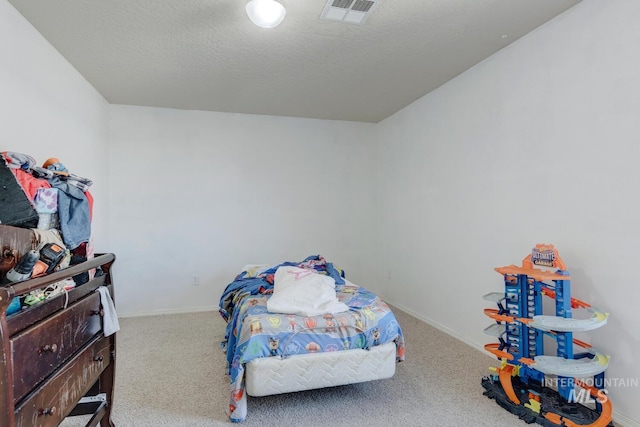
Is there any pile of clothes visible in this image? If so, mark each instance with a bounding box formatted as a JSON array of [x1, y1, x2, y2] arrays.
[[0, 151, 96, 314], [1, 151, 93, 248]]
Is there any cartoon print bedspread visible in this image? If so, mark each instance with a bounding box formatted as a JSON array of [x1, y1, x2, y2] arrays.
[[218, 255, 405, 423]]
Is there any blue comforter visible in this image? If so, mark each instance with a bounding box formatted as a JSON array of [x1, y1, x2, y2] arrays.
[[218, 255, 405, 422]]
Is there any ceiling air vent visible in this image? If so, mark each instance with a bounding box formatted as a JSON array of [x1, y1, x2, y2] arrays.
[[319, 0, 382, 25]]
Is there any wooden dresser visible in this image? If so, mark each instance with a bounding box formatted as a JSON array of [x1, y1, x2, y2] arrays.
[[0, 252, 117, 427]]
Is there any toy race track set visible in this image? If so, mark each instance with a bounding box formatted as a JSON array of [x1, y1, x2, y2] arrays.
[[482, 244, 613, 427]]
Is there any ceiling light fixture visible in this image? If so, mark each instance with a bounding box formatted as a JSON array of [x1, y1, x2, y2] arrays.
[[246, 0, 286, 29]]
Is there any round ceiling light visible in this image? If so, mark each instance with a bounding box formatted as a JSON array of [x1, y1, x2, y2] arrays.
[[246, 0, 286, 29]]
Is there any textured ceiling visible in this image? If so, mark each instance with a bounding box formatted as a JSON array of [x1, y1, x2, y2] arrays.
[[8, 0, 581, 123]]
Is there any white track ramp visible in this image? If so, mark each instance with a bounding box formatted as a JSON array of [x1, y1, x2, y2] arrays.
[[533, 353, 609, 377], [529, 310, 608, 332]]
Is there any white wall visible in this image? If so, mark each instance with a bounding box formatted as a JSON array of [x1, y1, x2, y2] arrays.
[[376, 0, 640, 424], [108, 105, 376, 316], [5, 0, 638, 423], [1, 0, 110, 248]]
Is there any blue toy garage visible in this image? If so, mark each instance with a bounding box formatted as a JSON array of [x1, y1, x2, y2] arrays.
[[482, 244, 613, 427]]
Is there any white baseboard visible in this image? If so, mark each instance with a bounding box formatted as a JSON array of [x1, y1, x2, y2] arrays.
[[384, 298, 639, 427], [612, 413, 640, 427], [117, 305, 217, 318], [385, 298, 488, 355]]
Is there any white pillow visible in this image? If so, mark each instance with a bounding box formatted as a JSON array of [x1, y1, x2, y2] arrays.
[[267, 266, 349, 316], [241, 264, 270, 278]]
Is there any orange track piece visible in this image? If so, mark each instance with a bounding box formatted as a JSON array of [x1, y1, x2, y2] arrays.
[[571, 299, 591, 309], [544, 379, 612, 427], [484, 308, 533, 327], [494, 265, 570, 281], [546, 331, 593, 349], [541, 288, 555, 297], [498, 364, 520, 405], [484, 343, 514, 360], [545, 412, 564, 425], [484, 308, 514, 323], [573, 338, 592, 349], [541, 289, 591, 309], [518, 357, 535, 366]]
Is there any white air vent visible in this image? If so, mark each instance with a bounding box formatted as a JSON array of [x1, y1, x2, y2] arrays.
[[319, 0, 382, 25]]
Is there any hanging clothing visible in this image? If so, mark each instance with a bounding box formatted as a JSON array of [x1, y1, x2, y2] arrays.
[[49, 177, 91, 250]]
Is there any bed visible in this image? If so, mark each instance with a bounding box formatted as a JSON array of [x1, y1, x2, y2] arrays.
[[218, 255, 405, 422]]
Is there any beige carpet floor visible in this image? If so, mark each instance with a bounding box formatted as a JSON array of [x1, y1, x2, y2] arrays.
[[59, 307, 615, 427]]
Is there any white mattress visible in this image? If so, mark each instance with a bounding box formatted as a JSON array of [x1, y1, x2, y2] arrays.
[[245, 341, 397, 397]]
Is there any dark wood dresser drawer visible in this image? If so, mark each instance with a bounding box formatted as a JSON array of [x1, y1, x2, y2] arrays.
[[13, 334, 111, 427], [10, 291, 102, 402], [0, 225, 37, 264], [0, 252, 116, 427]]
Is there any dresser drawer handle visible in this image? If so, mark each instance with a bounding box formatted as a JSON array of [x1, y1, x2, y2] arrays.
[[40, 344, 58, 353], [39, 407, 56, 416], [91, 309, 105, 316], [94, 355, 104, 362]]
